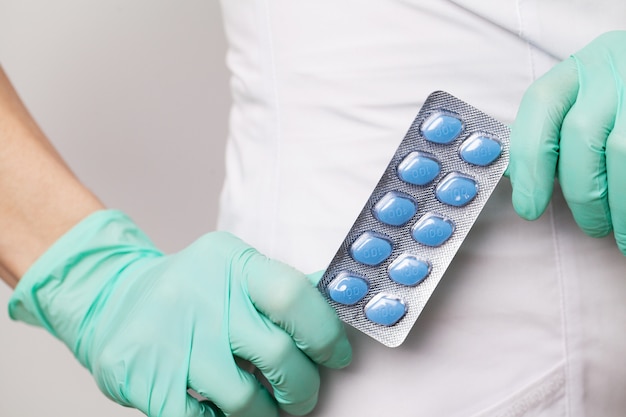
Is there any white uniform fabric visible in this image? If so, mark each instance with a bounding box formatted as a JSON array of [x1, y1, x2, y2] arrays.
[[216, 1, 626, 416]]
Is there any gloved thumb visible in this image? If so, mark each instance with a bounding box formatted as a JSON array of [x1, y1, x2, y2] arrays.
[[509, 58, 579, 220], [305, 270, 325, 286]]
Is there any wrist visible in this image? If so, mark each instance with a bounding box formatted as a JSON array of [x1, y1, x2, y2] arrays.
[[0, 65, 105, 286], [8, 210, 162, 362]]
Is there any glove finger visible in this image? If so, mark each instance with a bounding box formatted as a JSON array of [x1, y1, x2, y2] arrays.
[[231, 315, 320, 416], [198, 400, 227, 417], [509, 58, 579, 220], [127, 390, 218, 417], [106, 366, 219, 417], [187, 342, 277, 417], [606, 90, 626, 254], [558, 55, 615, 237], [185, 396, 224, 417], [245, 255, 352, 369]]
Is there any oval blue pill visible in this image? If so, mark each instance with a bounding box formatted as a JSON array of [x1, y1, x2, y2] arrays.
[[372, 191, 417, 226], [420, 112, 463, 144], [387, 254, 431, 286], [327, 272, 369, 305], [397, 151, 441, 186], [435, 172, 478, 207], [411, 213, 455, 246], [365, 293, 407, 326], [350, 231, 393, 266], [459, 133, 502, 166]]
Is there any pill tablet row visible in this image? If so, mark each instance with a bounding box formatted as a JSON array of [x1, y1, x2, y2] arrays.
[[318, 91, 510, 347]]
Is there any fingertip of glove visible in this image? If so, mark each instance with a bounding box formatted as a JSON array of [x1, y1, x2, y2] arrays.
[[325, 335, 352, 369], [305, 270, 325, 286], [576, 221, 612, 239], [184, 397, 225, 417], [502, 164, 510, 179], [577, 220, 612, 239], [565, 200, 613, 239], [199, 402, 225, 417], [511, 185, 549, 221], [511, 199, 540, 221], [280, 391, 319, 416]]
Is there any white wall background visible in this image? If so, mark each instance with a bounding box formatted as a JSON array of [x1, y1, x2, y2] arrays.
[[0, 1, 230, 415]]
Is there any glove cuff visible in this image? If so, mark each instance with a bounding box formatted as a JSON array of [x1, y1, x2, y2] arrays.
[[8, 209, 162, 351]]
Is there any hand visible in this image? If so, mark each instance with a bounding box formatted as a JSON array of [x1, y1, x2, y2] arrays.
[[509, 31, 626, 253], [8, 210, 351, 417]]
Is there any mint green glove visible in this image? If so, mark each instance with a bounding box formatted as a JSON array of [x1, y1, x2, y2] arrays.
[[509, 31, 626, 253], [8, 210, 351, 417]]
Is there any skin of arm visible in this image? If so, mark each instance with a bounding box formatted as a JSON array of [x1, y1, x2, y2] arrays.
[[0, 65, 104, 288]]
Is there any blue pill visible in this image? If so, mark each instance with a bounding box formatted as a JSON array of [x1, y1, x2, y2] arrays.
[[459, 134, 502, 166], [350, 231, 393, 266], [435, 172, 478, 207], [327, 272, 369, 305], [411, 213, 455, 246], [365, 293, 407, 326], [372, 191, 417, 226], [397, 151, 441, 186], [420, 112, 463, 144], [387, 254, 431, 286]]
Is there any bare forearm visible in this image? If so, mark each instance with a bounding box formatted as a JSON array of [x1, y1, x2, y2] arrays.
[[0, 66, 104, 287]]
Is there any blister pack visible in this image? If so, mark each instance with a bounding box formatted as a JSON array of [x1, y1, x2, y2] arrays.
[[318, 91, 510, 347]]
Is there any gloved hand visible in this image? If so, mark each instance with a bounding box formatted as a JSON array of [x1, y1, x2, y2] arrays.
[[8, 210, 351, 417], [509, 30, 626, 253]]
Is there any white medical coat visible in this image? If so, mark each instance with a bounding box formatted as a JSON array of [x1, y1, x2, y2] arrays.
[[217, 1, 626, 415]]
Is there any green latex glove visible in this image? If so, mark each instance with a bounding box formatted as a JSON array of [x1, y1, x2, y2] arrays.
[[509, 31, 626, 253], [8, 210, 351, 417]]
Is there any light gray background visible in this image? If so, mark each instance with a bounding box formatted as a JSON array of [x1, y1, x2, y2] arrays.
[[0, 1, 229, 415]]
